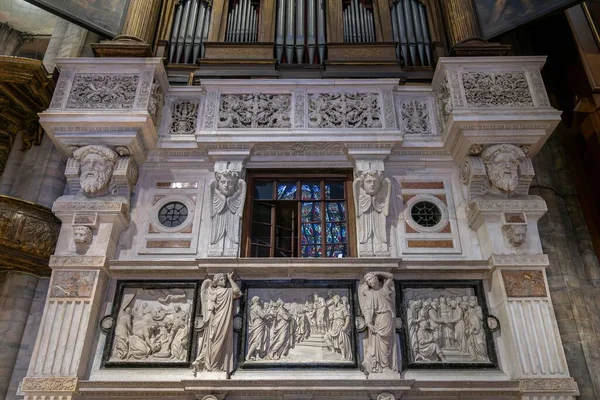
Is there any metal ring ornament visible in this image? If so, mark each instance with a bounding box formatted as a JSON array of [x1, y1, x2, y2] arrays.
[[100, 315, 114, 333]]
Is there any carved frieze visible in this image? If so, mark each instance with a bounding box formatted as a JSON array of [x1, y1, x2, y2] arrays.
[[462, 72, 534, 108], [308, 93, 381, 128], [66, 74, 139, 109], [218, 94, 291, 129], [382, 90, 397, 129], [148, 81, 164, 125], [170, 100, 200, 135], [253, 142, 345, 156], [49, 270, 97, 298], [21, 377, 77, 392], [520, 378, 578, 393], [49, 70, 74, 109], [203, 90, 219, 130], [400, 99, 431, 134], [293, 90, 306, 128], [502, 270, 547, 297]]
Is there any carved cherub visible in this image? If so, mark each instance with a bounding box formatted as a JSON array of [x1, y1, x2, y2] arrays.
[[353, 170, 391, 256], [209, 170, 246, 257]]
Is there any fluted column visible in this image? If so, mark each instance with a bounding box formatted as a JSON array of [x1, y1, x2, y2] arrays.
[[439, 0, 481, 47], [120, 0, 163, 44]]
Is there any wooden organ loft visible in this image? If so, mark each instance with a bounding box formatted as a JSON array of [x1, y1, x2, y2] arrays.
[[153, 0, 445, 81]]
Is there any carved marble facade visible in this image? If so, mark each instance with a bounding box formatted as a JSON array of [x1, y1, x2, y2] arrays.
[[15, 56, 580, 400]]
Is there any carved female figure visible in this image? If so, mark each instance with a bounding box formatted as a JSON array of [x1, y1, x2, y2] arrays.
[[353, 171, 391, 256], [193, 272, 242, 373], [358, 271, 398, 374]]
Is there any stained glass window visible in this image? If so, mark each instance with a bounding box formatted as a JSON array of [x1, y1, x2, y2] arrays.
[[248, 177, 350, 258]]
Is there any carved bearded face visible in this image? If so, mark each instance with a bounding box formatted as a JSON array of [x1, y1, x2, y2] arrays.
[[362, 174, 382, 196], [217, 174, 238, 197], [79, 153, 114, 197]]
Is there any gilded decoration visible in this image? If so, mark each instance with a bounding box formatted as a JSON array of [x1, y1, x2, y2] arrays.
[[49, 270, 97, 298], [0, 195, 61, 276], [502, 270, 547, 297], [21, 377, 77, 392]]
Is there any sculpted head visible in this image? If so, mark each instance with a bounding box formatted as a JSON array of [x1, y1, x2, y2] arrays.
[[482, 144, 525, 195], [364, 272, 381, 289], [360, 170, 384, 196], [73, 225, 92, 245], [505, 224, 527, 246], [215, 170, 239, 197], [251, 296, 261, 305], [73, 145, 117, 198], [213, 273, 226, 288]]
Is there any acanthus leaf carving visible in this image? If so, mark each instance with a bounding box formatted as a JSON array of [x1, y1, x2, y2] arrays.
[[462, 71, 534, 108], [170, 100, 200, 134], [218, 94, 291, 129], [308, 93, 381, 128], [66, 74, 139, 110], [400, 99, 431, 134]]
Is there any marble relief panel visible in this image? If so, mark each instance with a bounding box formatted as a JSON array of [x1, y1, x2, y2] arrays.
[[502, 270, 547, 297], [398, 282, 497, 369], [49, 270, 97, 298], [103, 282, 197, 367], [241, 283, 357, 368]]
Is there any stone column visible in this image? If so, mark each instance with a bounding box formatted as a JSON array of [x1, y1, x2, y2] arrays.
[[0, 272, 39, 399]]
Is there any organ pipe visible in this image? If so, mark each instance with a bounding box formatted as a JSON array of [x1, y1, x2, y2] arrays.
[[170, 0, 212, 64], [342, 0, 376, 43], [223, 0, 259, 42], [307, 0, 316, 63], [390, 0, 431, 66], [275, 0, 286, 62], [296, 0, 305, 63]]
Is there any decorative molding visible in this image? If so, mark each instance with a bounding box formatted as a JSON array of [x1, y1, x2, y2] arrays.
[[49, 255, 107, 268], [462, 71, 534, 108], [447, 70, 465, 108], [308, 93, 381, 128], [65, 74, 139, 110], [400, 99, 431, 134], [170, 100, 200, 135], [520, 378, 578, 393], [253, 142, 345, 156], [53, 200, 130, 213], [202, 89, 219, 130], [489, 254, 549, 267], [525, 69, 551, 108], [49, 70, 74, 109], [134, 70, 154, 109], [21, 377, 77, 392], [383, 90, 397, 129], [293, 90, 306, 129], [218, 94, 291, 129]]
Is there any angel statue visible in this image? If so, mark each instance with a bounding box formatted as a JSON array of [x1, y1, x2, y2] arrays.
[[192, 271, 242, 375], [358, 271, 398, 376], [208, 170, 247, 257], [353, 170, 391, 257]]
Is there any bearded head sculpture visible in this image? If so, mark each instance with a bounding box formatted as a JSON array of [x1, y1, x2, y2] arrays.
[[482, 144, 526, 196], [73, 145, 117, 198]]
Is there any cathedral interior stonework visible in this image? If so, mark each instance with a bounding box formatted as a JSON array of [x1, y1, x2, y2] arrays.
[[1, 1, 600, 400]]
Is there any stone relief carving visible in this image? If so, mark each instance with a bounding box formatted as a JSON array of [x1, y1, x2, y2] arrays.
[[109, 287, 194, 363], [353, 161, 391, 257], [401, 100, 431, 134], [437, 77, 452, 126], [481, 144, 527, 197], [135, 70, 154, 109], [525, 69, 551, 108], [404, 288, 490, 364], [66, 74, 139, 109], [358, 272, 398, 375], [49, 270, 97, 298], [462, 72, 534, 108], [73, 225, 93, 253], [208, 162, 247, 257], [203, 90, 219, 130], [504, 224, 527, 247], [21, 377, 77, 392], [308, 93, 381, 128], [218, 94, 291, 129], [520, 378, 578, 392], [293, 90, 306, 128], [244, 288, 353, 364], [193, 272, 242, 374], [383, 90, 397, 129], [377, 393, 395, 400], [49, 70, 74, 109], [148, 81, 164, 125], [72, 145, 118, 198], [502, 270, 547, 297], [170, 100, 200, 135]]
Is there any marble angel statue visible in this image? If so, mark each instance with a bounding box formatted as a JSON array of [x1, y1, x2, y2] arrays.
[[209, 170, 246, 257], [358, 271, 398, 375], [353, 170, 391, 257], [192, 272, 242, 374]]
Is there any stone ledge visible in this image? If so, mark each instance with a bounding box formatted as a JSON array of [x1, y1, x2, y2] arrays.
[[21, 377, 77, 392], [520, 378, 579, 395]]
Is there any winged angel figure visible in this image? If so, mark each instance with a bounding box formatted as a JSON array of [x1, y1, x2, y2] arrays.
[[209, 170, 246, 257], [192, 272, 242, 375], [353, 171, 391, 256]]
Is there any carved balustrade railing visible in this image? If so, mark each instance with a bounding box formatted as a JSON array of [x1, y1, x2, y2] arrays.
[[0, 195, 61, 276]]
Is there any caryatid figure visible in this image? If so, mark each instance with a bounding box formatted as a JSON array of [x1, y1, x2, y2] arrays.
[[208, 169, 246, 257], [353, 170, 391, 257]]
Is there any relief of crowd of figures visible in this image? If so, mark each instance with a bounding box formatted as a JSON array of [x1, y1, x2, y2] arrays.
[[244, 289, 354, 364], [103, 277, 494, 372]]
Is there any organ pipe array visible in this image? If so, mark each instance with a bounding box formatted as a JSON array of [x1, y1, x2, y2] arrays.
[[225, 0, 259, 42], [169, 0, 212, 64], [343, 0, 376, 43], [275, 0, 326, 64], [390, 0, 431, 66]]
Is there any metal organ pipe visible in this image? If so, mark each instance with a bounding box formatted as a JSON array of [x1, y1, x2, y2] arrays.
[[170, 0, 213, 64], [296, 0, 305, 63], [184, 0, 200, 63], [390, 0, 431, 66], [317, 0, 325, 62], [307, 0, 316, 63], [224, 0, 259, 42], [274, 0, 325, 64], [276, 0, 286, 62], [169, 4, 183, 61], [175, 0, 191, 62], [285, 0, 295, 62], [343, 0, 375, 43]]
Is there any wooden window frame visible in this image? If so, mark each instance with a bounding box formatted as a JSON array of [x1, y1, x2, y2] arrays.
[[241, 170, 357, 258]]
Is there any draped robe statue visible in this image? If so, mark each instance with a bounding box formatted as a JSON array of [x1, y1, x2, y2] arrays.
[[192, 272, 241, 375], [353, 171, 391, 257], [358, 271, 398, 376], [209, 171, 246, 257]]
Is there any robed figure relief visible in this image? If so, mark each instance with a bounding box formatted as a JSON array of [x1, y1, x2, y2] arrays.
[[209, 170, 246, 257], [192, 272, 242, 375], [353, 171, 391, 257], [358, 272, 398, 375]]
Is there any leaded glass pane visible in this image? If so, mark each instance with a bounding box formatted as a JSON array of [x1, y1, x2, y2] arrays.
[[301, 182, 321, 200], [325, 181, 345, 199], [301, 245, 322, 258], [254, 181, 274, 199], [411, 201, 442, 227], [326, 244, 347, 257], [325, 202, 346, 222], [277, 182, 297, 200], [301, 202, 321, 222], [301, 223, 322, 244], [326, 223, 346, 243]]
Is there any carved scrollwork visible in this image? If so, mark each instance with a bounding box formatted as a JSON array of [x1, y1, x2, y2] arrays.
[[170, 100, 200, 134], [218, 94, 291, 129], [66, 74, 139, 109], [400, 99, 431, 134], [462, 72, 534, 108], [308, 93, 382, 128], [21, 377, 77, 392]]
